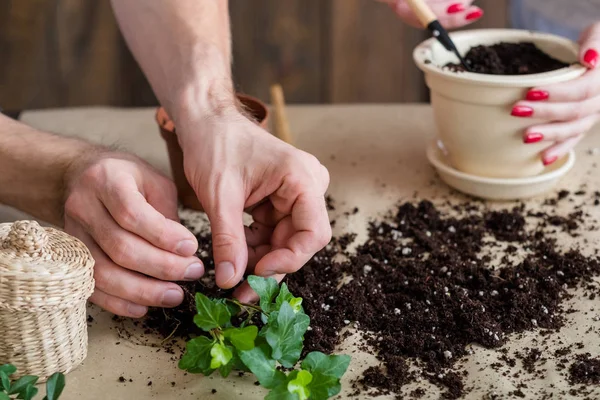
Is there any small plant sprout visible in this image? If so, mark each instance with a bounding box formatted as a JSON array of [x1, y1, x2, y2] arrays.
[[178, 275, 351, 399]]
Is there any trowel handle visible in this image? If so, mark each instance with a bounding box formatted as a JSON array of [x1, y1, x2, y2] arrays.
[[405, 0, 437, 27]]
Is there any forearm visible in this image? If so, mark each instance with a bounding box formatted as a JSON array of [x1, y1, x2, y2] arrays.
[[0, 115, 96, 226], [111, 0, 235, 127]]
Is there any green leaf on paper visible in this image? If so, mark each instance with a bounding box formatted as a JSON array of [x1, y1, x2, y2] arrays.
[[178, 336, 215, 375], [224, 325, 258, 351], [247, 275, 279, 313], [287, 370, 312, 400], [210, 343, 233, 370], [306, 372, 341, 400], [239, 345, 286, 390], [193, 293, 231, 331], [265, 302, 310, 368], [301, 352, 351, 379]]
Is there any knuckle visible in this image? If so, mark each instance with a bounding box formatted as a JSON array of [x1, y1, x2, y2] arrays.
[[93, 265, 115, 292], [115, 203, 140, 230], [64, 193, 84, 220], [317, 226, 333, 249], [107, 239, 132, 266], [212, 231, 240, 250], [160, 255, 183, 280]]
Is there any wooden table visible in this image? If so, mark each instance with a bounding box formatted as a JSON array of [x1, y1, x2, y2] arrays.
[[2, 105, 600, 399]]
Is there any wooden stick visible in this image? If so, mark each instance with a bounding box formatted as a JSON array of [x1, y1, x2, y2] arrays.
[[269, 84, 293, 144], [405, 0, 437, 27]]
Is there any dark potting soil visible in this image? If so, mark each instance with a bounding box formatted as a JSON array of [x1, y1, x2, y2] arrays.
[[144, 196, 600, 398], [569, 353, 600, 385], [445, 42, 570, 75]]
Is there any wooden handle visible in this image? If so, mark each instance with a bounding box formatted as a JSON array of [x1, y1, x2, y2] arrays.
[[269, 84, 293, 145], [405, 0, 437, 27]]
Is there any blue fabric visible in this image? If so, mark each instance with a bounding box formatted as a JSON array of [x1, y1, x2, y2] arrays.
[[510, 0, 582, 41]]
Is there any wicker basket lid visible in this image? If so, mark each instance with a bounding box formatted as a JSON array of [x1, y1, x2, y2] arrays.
[[0, 221, 95, 310]]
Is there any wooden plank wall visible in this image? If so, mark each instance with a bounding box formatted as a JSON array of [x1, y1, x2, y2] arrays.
[[0, 0, 508, 109]]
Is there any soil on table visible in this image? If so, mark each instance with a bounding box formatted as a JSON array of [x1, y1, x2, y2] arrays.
[[143, 193, 600, 399], [445, 42, 570, 75]]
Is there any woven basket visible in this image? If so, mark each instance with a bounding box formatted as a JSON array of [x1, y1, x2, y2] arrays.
[[0, 221, 95, 380]]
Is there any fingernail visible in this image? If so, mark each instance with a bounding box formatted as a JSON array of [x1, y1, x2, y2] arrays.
[[524, 133, 544, 144], [466, 9, 484, 20], [184, 262, 204, 280], [543, 156, 558, 166], [162, 289, 184, 307], [511, 106, 534, 117], [176, 239, 197, 256], [127, 303, 148, 318], [526, 90, 549, 101], [217, 262, 236, 286], [584, 49, 598, 68], [447, 3, 465, 14]]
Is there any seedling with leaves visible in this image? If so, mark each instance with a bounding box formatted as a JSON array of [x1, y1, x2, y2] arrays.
[[0, 364, 65, 400], [179, 275, 350, 400]]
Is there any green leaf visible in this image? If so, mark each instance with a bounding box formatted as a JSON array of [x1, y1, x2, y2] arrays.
[[266, 371, 299, 400], [8, 376, 38, 396], [0, 371, 10, 392], [247, 275, 279, 312], [0, 365, 16, 377], [209, 343, 233, 370], [178, 336, 215, 375], [275, 283, 303, 313], [306, 372, 341, 400], [193, 293, 231, 331], [301, 352, 351, 380], [19, 385, 38, 400], [45, 372, 65, 400], [265, 302, 310, 368], [287, 370, 312, 400], [0, 393, 9, 400], [216, 299, 241, 318], [224, 325, 258, 351], [239, 345, 286, 389], [219, 358, 235, 378]]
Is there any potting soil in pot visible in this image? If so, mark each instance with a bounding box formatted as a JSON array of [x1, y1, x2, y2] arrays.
[[445, 42, 570, 75], [142, 191, 600, 399]]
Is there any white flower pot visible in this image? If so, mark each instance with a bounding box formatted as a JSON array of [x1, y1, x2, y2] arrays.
[[414, 29, 586, 178]]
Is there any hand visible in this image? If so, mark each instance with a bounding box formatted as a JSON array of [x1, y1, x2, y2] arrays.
[[376, 0, 483, 29], [64, 152, 204, 317], [512, 23, 600, 165], [176, 111, 331, 302]]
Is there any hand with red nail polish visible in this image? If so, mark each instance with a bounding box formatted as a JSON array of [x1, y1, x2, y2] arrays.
[[513, 22, 600, 165], [375, 0, 483, 29]]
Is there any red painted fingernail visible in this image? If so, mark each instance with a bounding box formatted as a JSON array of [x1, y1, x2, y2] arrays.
[[526, 90, 549, 101], [524, 133, 544, 144], [543, 156, 558, 166], [584, 49, 598, 68], [466, 9, 484, 20], [447, 3, 465, 14], [511, 106, 534, 117]]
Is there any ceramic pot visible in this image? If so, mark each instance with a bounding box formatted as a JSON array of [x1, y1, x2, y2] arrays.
[[156, 94, 269, 210], [414, 29, 586, 179]]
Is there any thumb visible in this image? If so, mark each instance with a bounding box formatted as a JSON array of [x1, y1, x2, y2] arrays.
[[580, 22, 600, 69], [206, 189, 248, 289]]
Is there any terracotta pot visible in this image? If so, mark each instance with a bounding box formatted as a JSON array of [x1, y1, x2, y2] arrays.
[[414, 29, 586, 179], [156, 93, 269, 210]]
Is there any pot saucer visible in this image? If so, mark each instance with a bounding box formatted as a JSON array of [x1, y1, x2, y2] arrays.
[[426, 140, 575, 200]]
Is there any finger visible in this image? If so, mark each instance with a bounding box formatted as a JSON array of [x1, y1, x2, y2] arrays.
[[541, 135, 584, 166], [206, 184, 248, 289], [255, 194, 331, 276], [511, 97, 600, 121], [244, 222, 273, 247], [390, 1, 481, 29], [89, 288, 148, 318], [146, 174, 181, 222], [100, 177, 198, 257], [247, 244, 271, 270], [437, 6, 483, 29], [527, 69, 600, 103], [579, 22, 600, 68], [251, 201, 286, 228], [524, 114, 599, 144], [233, 274, 286, 304], [68, 218, 185, 308], [69, 196, 204, 281]]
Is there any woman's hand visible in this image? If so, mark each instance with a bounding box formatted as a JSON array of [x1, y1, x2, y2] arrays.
[[512, 23, 600, 165], [376, 0, 483, 29], [64, 152, 204, 317], [175, 110, 331, 303]]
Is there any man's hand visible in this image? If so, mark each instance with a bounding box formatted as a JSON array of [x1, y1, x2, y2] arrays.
[[64, 152, 204, 317], [176, 111, 331, 302], [376, 0, 483, 29]]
